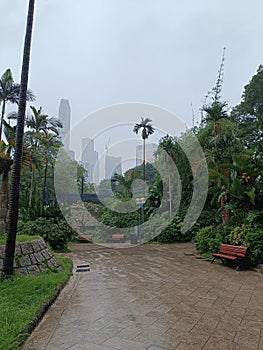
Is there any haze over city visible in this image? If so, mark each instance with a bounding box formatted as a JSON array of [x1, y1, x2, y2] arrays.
[[1, 0, 263, 130]]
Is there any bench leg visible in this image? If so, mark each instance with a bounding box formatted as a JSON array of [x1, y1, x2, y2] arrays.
[[211, 257, 216, 264]]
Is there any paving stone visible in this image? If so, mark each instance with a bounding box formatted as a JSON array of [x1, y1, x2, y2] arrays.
[[15, 244, 21, 255], [38, 263, 48, 272], [32, 240, 41, 253], [23, 243, 263, 350], [27, 265, 41, 274], [19, 254, 31, 267], [29, 253, 37, 265], [34, 252, 45, 263], [21, 242, 33, 254], [38, 238, 47, 249], [17, 267, 28, 275]]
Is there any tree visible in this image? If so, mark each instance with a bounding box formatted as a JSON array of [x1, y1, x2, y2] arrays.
[[2, 0, 36, 278], [0, 68, 35, 140], [231, 64, 263, 149], [0, 121, 31, 230], [26, 106, 62, 207], [201, 48, 229, 138], [38, 133, 61, 214], [133, 117, 155, 180]]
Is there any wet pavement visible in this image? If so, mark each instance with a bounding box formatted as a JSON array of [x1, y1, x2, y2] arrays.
[[23, 243, 263, 350]]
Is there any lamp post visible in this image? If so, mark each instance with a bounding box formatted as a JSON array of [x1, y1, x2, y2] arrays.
[[135, 197, 145, 245]]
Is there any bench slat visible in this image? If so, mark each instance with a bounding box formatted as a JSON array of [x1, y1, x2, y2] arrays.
[[211, 243, 249, 270], [211, 253, 236, 260]]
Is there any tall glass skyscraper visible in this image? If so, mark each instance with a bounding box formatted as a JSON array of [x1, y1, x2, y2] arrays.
[[58, 99, 71, 151]]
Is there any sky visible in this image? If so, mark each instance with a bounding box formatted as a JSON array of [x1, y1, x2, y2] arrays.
[[1, 0, 263, 166]]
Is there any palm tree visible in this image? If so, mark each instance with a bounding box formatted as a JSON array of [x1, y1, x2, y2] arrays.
[[133, 117, 155, 180], [37, 133, 61, 214], [26, 106, 62, 207], [26, 106, 62, 135], [0, 121, 31, 231], [2, 0, 36, 278], [0, 68, 35, 140]]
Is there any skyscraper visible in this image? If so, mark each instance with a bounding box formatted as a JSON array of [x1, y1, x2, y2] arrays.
[[81, 138, 99, 183], [105, 155, 122, 179], [58, 99, 71, 151], [136, 143, 158, 166]]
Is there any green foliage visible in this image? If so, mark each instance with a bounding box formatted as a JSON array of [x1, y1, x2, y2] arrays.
[[0, 234, 41, 245], [18, 218, 76, 250], [228, 225, 247, 246], [244, 210, 263, 227], [0, 257, 71, 350], [245, 229, 263, 266], [154, 216, 191, 243], [98, 205, 138, 228], [195, 226, 224, 254], [228, 224, 263, 266]]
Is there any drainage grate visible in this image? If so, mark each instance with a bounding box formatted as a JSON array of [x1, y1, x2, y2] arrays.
[[76, 264, 90, 272]]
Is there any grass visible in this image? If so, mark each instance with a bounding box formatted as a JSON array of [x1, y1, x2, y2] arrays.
[[0, 257, 72, 350], [0, 234, 41, 245]]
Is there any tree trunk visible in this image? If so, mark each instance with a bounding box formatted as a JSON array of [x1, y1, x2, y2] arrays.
[[28, 167, 34, 207], [42, 159, 48, 215], [0, 99, 6, 141], [143, 138, 146, 180], [1, 170, 9, 230], [2, 0, 35, 278]]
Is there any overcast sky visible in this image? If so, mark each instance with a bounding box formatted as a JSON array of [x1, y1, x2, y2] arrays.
[[1, 0, 263, 137]]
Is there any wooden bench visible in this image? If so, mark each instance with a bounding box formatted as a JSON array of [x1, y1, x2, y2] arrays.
[[211, 244, 249, 270], [77, 234, 93, 243], [110, 234, 125, 243]]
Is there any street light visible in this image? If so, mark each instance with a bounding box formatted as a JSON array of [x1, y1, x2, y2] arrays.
[[135, 197, 146, 245]]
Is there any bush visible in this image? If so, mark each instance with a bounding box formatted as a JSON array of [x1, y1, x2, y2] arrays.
[[195, 226, 224, 255], [18, 217, 77, 250], [244, 210, 263, 227], [155, 216, 192, 243], [245, 229, 263, 266], [228, 225, 247, 246]]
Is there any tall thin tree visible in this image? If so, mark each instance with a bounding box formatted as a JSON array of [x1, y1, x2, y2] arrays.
[[0, 68, 35, 140], [2, 0, 35, 278], [133, 117, 155, 180]]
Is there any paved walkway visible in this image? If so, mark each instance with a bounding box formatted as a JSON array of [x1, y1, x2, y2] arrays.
[[24, 243, 263, 350]]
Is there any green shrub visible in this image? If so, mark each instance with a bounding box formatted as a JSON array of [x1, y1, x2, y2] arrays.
[[244, 210, 263, 227], [228, 225, 247, 246], [155, 216, 192, 243], [99, 205, 138, 228], [226, 225, 263, 266], [18, 218, 76, 250], [195, 226, 224, 254], [245, 229, 263, 266]]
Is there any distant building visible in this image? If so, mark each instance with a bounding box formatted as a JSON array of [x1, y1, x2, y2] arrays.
[[136, 143, 158, 166], [81, 138, 98, 183], [105, 155, 122, 179], [58, 99, 71, 151], [68, 150, 75, 161]]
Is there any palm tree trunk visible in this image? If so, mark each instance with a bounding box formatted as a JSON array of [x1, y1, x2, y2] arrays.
[[143, 138, 146, 180], [0, 100, 6, 141], [0, 170, 9, 232], [42, 159, 48, 215], [28, 167, 34, 207], [2, 0, 35, 278]]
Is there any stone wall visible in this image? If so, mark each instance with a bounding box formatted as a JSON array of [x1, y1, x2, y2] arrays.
[[0, 238, 62, 275]]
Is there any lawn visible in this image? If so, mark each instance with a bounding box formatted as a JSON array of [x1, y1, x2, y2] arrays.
[[0, 234, 41, 245], [0, 257, 72, 350]]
